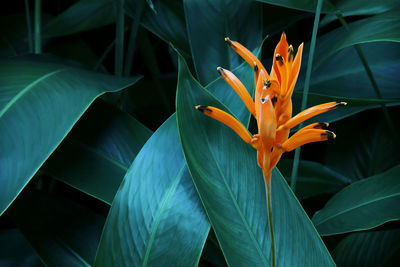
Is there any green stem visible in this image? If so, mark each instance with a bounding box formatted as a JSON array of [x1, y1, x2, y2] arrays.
[[94, 40, 115, 72], [115, 0, 125, 76], [335, 13, 399, 147], [264, 176, 276, 267], [290, 0, 324, 191], [34, 0, 41, 54], [24, 0, 33, 53], [124, 0, 145, 76]]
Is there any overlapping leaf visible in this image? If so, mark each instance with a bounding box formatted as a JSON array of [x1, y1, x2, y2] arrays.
[[313, 165, 400, 235], [95, 115, 210, 266], [43, 101, 152, 204], [176, 54, 334, 266], [0, 56, 140, 215], [9, 189, 105, 266], [183, 0, 262, 85]]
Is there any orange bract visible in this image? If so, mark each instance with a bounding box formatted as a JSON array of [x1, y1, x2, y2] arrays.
[[196, 33, 346, 182]]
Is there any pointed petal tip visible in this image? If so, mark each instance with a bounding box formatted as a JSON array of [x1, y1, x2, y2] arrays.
[[224, 37, 232, 44], [196, 105, 212, 113], [324, 130, 336, 140]]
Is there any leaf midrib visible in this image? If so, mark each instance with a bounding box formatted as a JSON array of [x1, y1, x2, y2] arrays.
[[205, 135, 268, 266], [141, 164, 185, 266], [316, 192, 400, 226], [0, 69, 64, 118]]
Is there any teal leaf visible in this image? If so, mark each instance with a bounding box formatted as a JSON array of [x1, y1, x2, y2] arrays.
[[43, 0, 115, 37], [332, 229, 400, 266], [312, 165, 400, 236], [9, 189, 105, 266], [43, 101, 152, 204], [95, 114, 210, 266], [278, 159, 351, 199], [176, 53, 334, 266], [0, 55, 141, 215], [183, 0, 262, 85]]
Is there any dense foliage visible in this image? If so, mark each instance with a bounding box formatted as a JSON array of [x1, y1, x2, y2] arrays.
[[1, 0, 399, 266]]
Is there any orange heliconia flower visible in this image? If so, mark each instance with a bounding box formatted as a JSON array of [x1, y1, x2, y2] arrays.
[[196, 33, 346, 183]]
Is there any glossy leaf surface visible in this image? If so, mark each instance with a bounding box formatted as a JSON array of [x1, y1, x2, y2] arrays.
[[0, 56, 140, 215], [183, 0, 262, 85], [313, 165, 400, 235], [43, 101, 152, 204], [95, 115, 210, 266]]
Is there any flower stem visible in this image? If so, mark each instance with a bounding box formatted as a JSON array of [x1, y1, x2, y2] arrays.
[[264, 171, 276, 267]]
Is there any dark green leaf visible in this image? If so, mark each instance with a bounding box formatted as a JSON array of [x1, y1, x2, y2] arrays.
[[43, 101, 152, 204], [125, 0, 190, 57], [95, 115, 210, 266], [256, 0, 398, 16], [0, 55, 140, 215], [278, 159, 351, 199], [9, 189, 105, 266], [43, 0, 115, 37], [332, 229, 400, 266], [176, 53, 334, 266], [313, 165, 400, 236], [183, 0, 262, 84], [0, 229, 43, 266]]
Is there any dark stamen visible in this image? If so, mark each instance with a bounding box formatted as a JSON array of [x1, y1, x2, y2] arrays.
[[196, 105, 212, 113], [288, 45, 294, 62], [264, 80, 271, 88], [271, 96, 278, 107], [275, 53, 284, 65]]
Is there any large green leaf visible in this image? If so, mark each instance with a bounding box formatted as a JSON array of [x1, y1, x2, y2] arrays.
[[43, 101, 152, 204], [278, 159, 351, 199], [322, 110, 400, 180], [256, 0, 398, 16], [183, 0, 262, 85], [125, 0, 191, 57], [43, 0, 115, 37], [9, 189, 105, 266], [95, 114, 210, 266], [0, 229, 43, 266], [299, 42, 400, 99], [312, 165, 400, 236], [176, 54, 334, 266], [332, 229, 400, 266], [314, 11, 400, 71], [0, 55, 140, 215]]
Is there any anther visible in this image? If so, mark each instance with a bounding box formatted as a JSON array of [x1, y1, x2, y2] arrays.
[[196, 105, 212, 114], [321, 130, 336, 140], [275, 53, 284, 65], [288, 45, 294, 62], [271, 96, 278, 107], [314, 122, 329, 129], [224, 37, 232, 44], [264, 79, 271, 88]]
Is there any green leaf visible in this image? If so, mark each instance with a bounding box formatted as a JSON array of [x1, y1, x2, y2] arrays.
[[332, 229, 400, 266], [312, 165, 400, 236], [0, 55, 140, 215], [95, 114, 210, 266], [298, 42, 400, 99], [43, 101, 152, 204], [9, 189, 105, 266], [183, 0, 262, 85], [256, 0, 397, 16], [43, 0, 115, 37], [0, 229, 43, 266], [176, 54, 334, 266], [322, 110, 400, 180], [278, 159, 351, 199], [125, 0, 191, 57], [314, 11, 400, 71]]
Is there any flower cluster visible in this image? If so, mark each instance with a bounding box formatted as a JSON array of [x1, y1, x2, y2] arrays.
[[196, 33, 346, 182]]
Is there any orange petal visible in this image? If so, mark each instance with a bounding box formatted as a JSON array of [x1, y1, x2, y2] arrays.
[[281, 129, 336, 152], [272, 32, 289, 84], [285, 43, 304, 100], [217, 67, 256, 117], [196, 105, 253, 144], [255, 69, 267, 121], [258, 96, 277, 151], [225, 37, 268, 84], [277, 102, 347, 131]]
